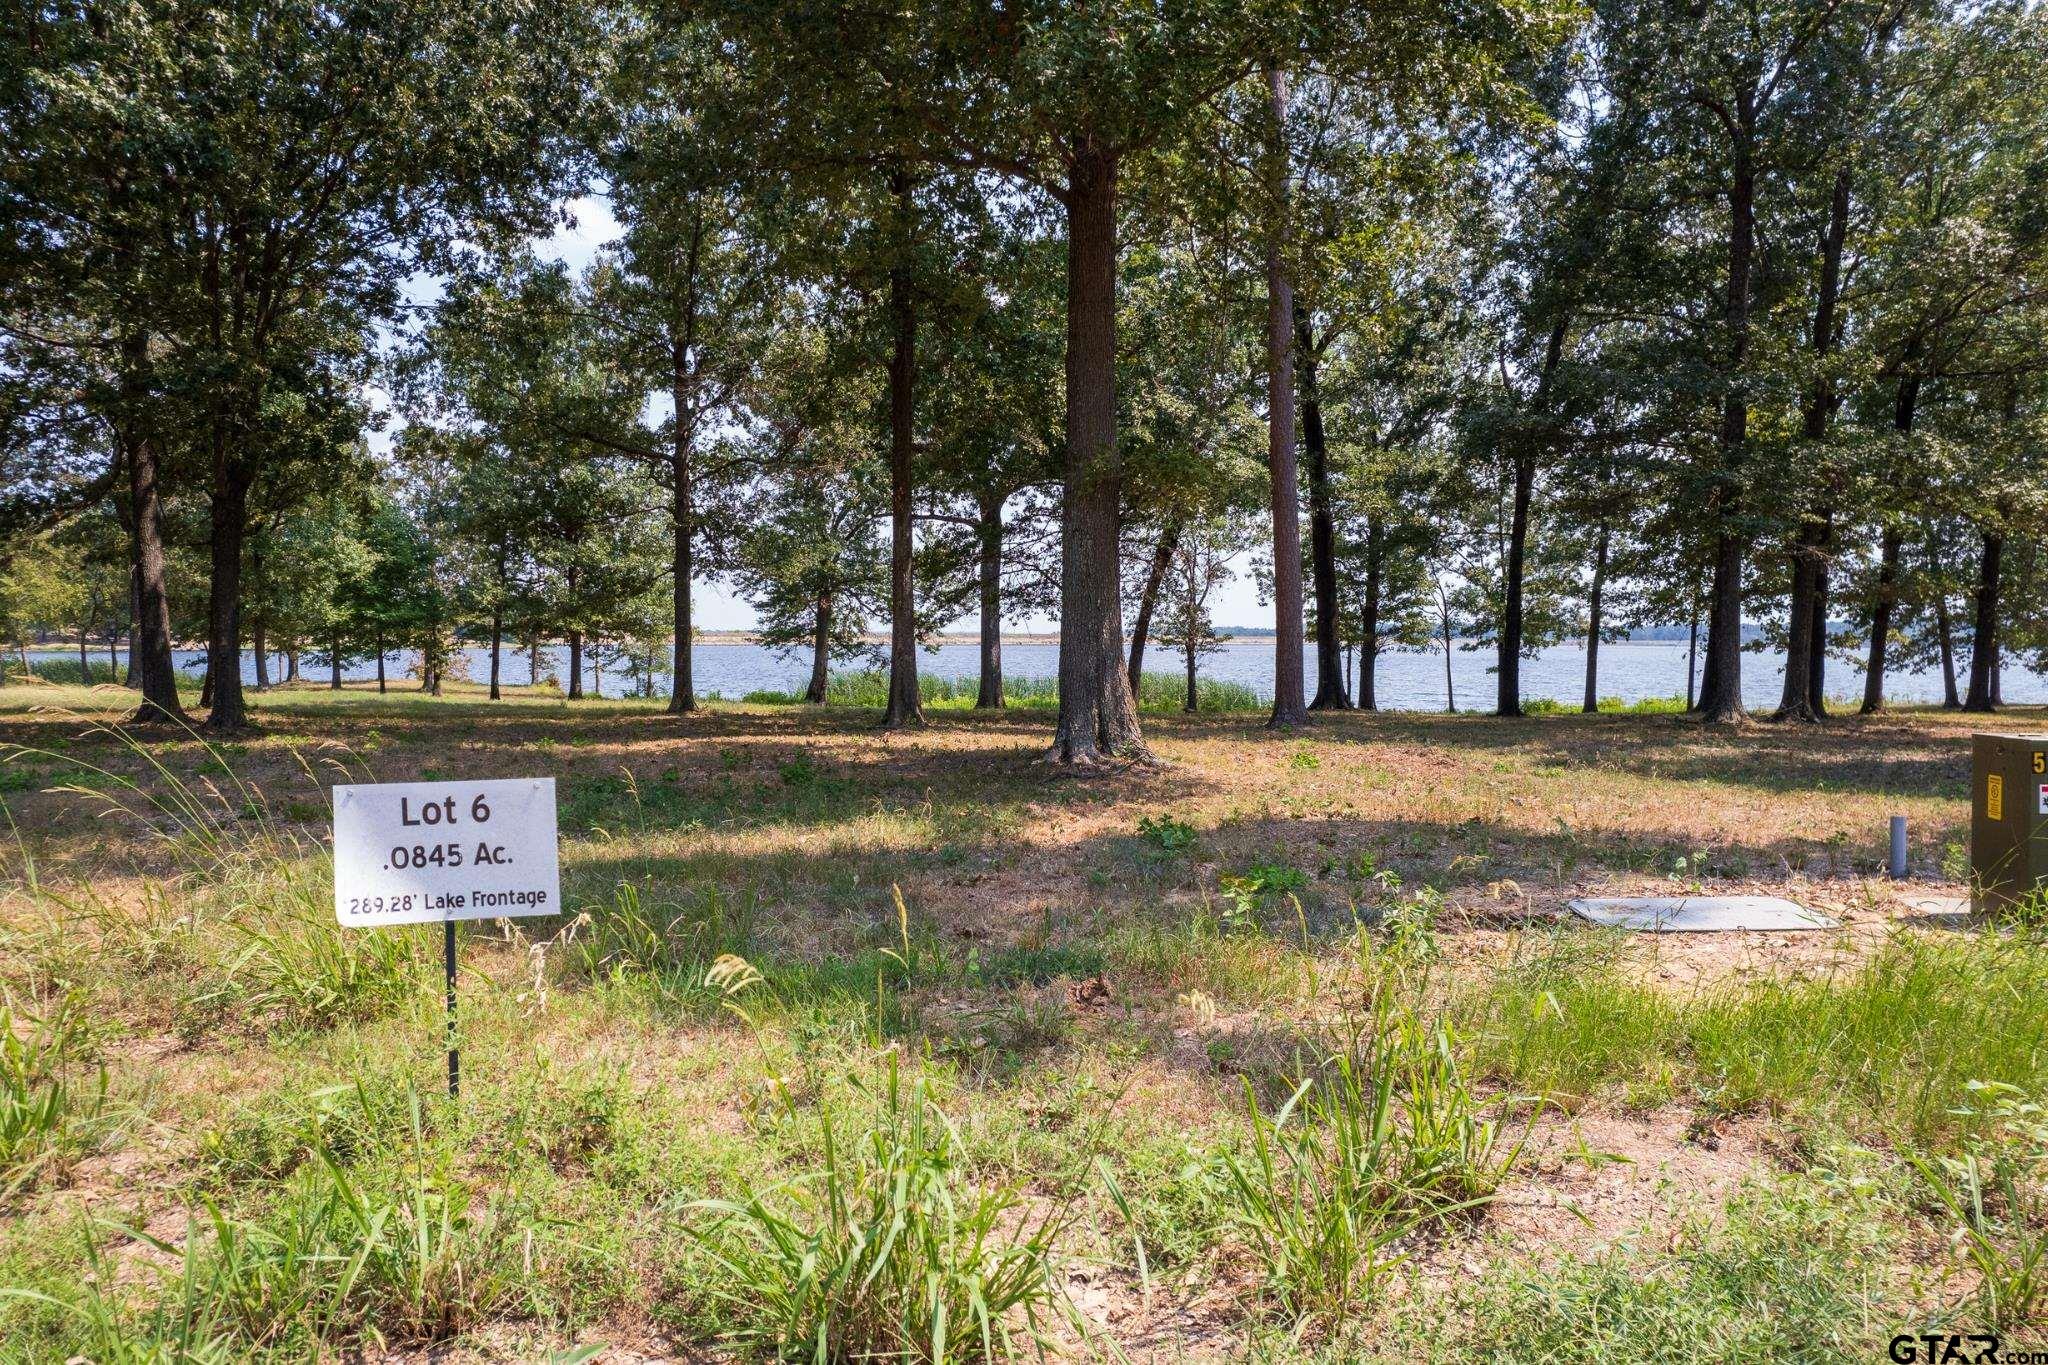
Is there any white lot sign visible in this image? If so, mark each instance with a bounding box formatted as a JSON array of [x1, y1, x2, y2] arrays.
[[333, 778, 560, 927]]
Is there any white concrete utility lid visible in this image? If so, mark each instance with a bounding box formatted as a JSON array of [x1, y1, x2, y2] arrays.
[[1567, 896, 1841, 932]]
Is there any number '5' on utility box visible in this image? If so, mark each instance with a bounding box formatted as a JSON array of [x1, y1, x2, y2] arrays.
[[333, 778, 561, 927]]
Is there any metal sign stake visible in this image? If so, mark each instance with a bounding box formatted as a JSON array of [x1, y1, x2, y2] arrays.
[[445, 918, 460, 1098]]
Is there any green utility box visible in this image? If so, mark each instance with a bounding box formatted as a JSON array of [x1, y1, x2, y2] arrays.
[[1971, 732, 2048, 913]]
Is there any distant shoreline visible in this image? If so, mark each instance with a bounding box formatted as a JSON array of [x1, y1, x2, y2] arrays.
[[689, 632, 1725, 649], [26, 632, 1741, 654]]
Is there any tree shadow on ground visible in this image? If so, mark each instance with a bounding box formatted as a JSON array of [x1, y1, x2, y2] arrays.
[[6, 686, 1994, 803], [1256, 707, 1984, 800], [555, 799, 1912, 986], [1, 694, 1972, 919]]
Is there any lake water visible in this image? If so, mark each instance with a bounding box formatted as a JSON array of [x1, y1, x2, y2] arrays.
[[70, 637, 2024, 711]]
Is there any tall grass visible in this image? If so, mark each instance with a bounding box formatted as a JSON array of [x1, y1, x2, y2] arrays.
[[1907, 1081, 2048, 1327], [687, 1051, 1071, 1361], [1523, 694, 1689, 716], [22, 658, 108, 686], [1464, 931, 2048, 1146], [0, 993, 106, 1196], [1431, 1174, 1896, 1361], [216, 878, 424, 1031], [566, 880, 755, 986], [16, 1092, 526, 1355], [2, 711, 341, 876], [1462, 933, 1683, 1104], [1, 716, 420, 1038], [743, 669, 1261, 713], [1215, 979, 1533, 1323]]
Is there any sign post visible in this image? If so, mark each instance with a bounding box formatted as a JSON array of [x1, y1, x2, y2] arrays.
[[445, 920, 459, 1097], [333, 778, 561, 1095]]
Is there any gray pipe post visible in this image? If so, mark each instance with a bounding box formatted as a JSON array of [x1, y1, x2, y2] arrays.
[[1888, 816, 1908, 880]]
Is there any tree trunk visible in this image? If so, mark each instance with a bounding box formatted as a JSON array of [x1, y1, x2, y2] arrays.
[[670, 448, 696, 714], [805, 596, 831, 704], [1862, 378, 1919, 713], [1441, 592, 1456, 714], [1777, 170, 1850, 722], [1860, 529, 1903, 714], [1049, 141, 1145, 763], [1359, 516, 1383, 712], [1500, 318, 1568, 718], [1583, 523, 1609, 713], [1808, 518, 1831, 717], [1698, 114, 1758, 724], [120, 336, 186, 725], [124, 568, 139, 687], [376, 630, 387, 695], [331, 633, 343, 689], [1965, 525, 2003, 712], [567, 628, 582, 700], [1778, 529, 1825, 722], [589, 643, 601, 699], [489, 544, 506, 700], [976, 491, 1005, 708], [252, 621, 269, 691], [1499, 448, 1536, 718], [1184, 641, 1197, 712], [882, 192, 925, 730], [203, 461, 251, 731], [1296, 307, 1346, 710], [668, 217, 704, 717], [1687, 596, 1699, 710], [1930, 535, 1959, 709], [1263, 67, 1309, 731], [1920, 518, 1962, 708], [1699, 533, 1746, 722], [1127, 522, 1181, 696], [78, 618, 90, 684]]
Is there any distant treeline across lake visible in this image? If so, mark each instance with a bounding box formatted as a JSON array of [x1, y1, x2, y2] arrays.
[[28, 638, 2026, 712]]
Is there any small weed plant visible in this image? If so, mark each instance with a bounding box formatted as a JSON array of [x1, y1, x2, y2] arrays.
[[1220, 862, 1310, 929], [1376, 886, 1444, 964], [1136, 813, 1198, 860]]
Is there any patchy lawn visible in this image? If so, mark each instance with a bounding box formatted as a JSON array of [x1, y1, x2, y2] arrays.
[[0, 677, 2038, 1360]]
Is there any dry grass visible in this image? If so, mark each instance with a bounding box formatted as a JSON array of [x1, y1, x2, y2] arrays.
[[0, 677, 1974, 925], [0, 679, 2027, 1359]]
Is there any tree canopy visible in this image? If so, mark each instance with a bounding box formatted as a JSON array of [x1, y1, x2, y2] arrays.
[[3, 0, 2045, 741]]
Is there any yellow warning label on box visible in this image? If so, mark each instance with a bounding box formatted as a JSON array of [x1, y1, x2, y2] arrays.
[[1989, 774, 2006, 821]]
